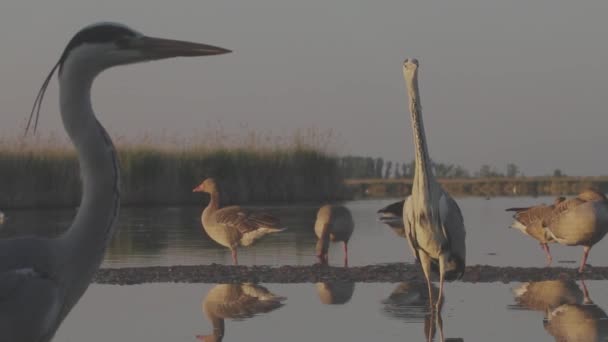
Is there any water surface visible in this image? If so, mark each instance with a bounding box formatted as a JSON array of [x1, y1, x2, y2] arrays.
[[53, 280, 608, 341], [2, 196, 606, 268]]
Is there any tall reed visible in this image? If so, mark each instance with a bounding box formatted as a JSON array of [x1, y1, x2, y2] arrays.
[[0, 129, 345, 208]]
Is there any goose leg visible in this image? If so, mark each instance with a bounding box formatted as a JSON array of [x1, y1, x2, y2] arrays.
[[540, 243, 552, 266], [343, 241, 349, 268], [231, 248, 239, 265], [418, 252, 434, 310], [580, 278, 592, 304], [579, 246, 591, 273]]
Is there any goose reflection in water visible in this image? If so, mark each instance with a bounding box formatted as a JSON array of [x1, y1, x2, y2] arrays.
[[316, 282, 356, 305], [196, 283, 286, 342], [513, 279, 608, 341], [381, 282, 463, 342]]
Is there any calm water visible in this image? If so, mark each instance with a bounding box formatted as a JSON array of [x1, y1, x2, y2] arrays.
[[1, 197, 607, 268], [53, 280, 608, 341], [3, 197, 608, 341]]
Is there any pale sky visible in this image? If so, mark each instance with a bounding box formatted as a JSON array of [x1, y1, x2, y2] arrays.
[[1, 0, 608, 176]]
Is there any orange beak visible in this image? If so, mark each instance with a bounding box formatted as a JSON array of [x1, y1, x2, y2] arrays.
[[193, 184, 204, 192]]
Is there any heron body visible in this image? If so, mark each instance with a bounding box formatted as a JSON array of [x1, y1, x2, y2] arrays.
[[401, 58, 466, 310], [314, 204, 354, 266], [196, 283, 286, 342], [506, 196, 566, 264], [193, 178, 286, 265], [0, 22, 230, 341], [507, 189, 608, 272]]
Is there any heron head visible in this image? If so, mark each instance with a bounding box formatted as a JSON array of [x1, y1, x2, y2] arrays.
[[403, 58, 419, 72], [56, 22, 231, 77], [26, 22, 231, 135], [193, 178, 218, 193]]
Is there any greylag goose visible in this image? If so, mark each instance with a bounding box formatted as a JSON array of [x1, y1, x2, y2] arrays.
[[512, 280, 584, 311], [377, 199, 407, 237], [193, 178, 286, 265], [402, 58, 466, 309], [315, 282, 355, 305], [314, 204, 354, 266], [544, 281, 608, 342], [506, 196, 566, 264], [196, 283, 286, 342], [508, 189, 608, 272]]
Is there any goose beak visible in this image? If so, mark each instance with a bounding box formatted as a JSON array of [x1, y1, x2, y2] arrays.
[[137, 36, 231, 58]]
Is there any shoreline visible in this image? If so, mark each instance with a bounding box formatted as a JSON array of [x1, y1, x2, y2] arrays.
[[92, 263, 608, 285]]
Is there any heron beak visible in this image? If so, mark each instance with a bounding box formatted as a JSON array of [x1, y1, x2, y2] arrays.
[[137, 36, 231, 58]]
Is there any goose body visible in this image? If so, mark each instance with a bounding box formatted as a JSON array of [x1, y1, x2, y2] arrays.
[[314, 204, 354, 266], [377, 199, 407, 237], [513, 280, 584, 311], [506, 196, 566, 264], [315, 281, 355, 305], [507, 189, 608, 272], [193, 178, 285, 264], [197, 283, 285, 342]]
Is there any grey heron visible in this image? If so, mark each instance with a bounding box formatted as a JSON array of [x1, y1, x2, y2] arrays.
[[314, 204, 354, 266], [507, 189, 608, 273], [401, 58, 466, 310], [505, 196, 566, 265], [5, 22, 230, 341], [193, 178, 285, 265]]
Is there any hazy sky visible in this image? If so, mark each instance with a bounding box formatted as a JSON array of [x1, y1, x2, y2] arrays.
[[1, 0, 608, 176]]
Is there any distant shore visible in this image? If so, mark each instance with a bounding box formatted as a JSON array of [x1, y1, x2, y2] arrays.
[[344, 176, 608, 199]]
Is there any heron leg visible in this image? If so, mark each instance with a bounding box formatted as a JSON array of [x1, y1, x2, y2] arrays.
[[436, 307, 445, 342], [418, 252, 434, 310], [343, 241, 349, 268], [436, 254, 446, 311], [579, 246, 591, 273], [231, 248, 238, 265], [540, 243, 552, 266]]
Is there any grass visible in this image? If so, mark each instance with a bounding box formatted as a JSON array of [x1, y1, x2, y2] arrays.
[[0, 128, 345, 208]]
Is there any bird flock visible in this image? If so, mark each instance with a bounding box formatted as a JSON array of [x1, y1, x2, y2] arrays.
[[3, 21, 608, 341]]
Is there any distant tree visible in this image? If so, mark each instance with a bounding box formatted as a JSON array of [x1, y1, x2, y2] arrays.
[[553, 169, 565, 177], [384, 161, 393, 179], [394, 163, 401, 178], [401, 163, 408, 178], [477, 164, 503, 178], [506, 163, 519, 177], [374, 158, 384, 178]]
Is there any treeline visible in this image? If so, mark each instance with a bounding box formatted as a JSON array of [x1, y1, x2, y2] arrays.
[[339, 156, 567, 179]]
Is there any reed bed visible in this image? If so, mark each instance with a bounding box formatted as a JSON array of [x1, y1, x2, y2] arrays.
[[0, 128, 345, 208]]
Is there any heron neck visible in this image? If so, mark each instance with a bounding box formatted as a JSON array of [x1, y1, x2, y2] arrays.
[[58, 69, 120, 283], [406, 69, 435, 194]]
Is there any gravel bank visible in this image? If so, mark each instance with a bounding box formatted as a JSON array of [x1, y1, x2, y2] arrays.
[[92, 263, 608, 285]]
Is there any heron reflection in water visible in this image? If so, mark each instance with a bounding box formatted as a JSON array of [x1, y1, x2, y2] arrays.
[[382, 282, 463, 342]]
